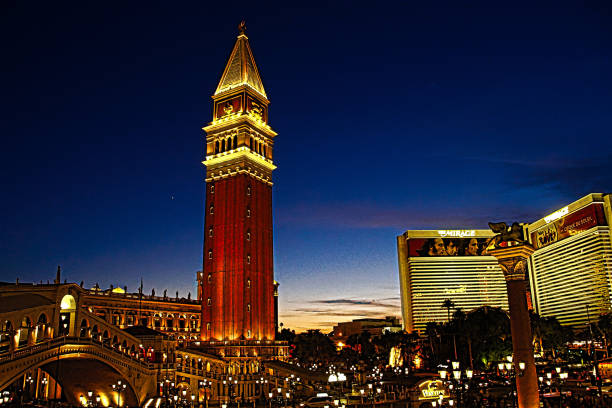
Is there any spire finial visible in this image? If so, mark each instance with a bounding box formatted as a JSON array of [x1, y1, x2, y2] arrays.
[[238, 20, 246, 35]]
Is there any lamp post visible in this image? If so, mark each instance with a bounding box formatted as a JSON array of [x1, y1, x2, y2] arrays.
[[40, 376, 48, 401], [541, 368, 568, 408], [498, 356, 526, 408], [586, 304, 603, 399], [199, 379, 212, 408], [111, 379, 127, 407], [439, 361, 472, 407]]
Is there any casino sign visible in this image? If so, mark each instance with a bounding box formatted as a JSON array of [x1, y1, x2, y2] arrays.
[[417, 380, 449, 400]]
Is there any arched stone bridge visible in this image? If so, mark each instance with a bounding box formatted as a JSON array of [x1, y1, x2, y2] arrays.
[[0, 283, 160, 406], [0, 336, 158, 406]]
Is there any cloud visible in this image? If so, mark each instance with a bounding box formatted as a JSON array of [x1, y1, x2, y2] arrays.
[[279, 295, 402, 332], [510, 154, 612, 197], [308, 298, 399, 308], [464, 153, 612, 198], [277, 201, 539, 230]]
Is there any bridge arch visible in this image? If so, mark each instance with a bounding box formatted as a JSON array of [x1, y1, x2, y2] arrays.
[[0, 344, 151, 406], [79, 318, 90, 338]]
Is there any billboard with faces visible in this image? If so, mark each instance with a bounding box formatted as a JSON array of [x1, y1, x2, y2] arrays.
[[407, 237, 492, 257]]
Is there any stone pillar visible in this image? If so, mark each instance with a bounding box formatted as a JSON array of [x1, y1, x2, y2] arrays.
[[489, 245, 539, 408]]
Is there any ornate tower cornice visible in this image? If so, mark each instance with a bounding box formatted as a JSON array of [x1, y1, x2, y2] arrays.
[[202, 22, 276, 187]]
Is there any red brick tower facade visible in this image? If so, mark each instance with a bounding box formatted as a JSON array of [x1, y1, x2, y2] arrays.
[[201, 24, 277, 342]]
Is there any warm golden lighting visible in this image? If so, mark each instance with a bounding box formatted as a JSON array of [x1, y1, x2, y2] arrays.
[[60, 294, 76, 310], [203, 148, 276, 171]]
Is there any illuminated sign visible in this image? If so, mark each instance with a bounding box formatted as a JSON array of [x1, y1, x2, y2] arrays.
[[437, 230, 476, 238], [544, 206, 569, 224], [418, 380, 449, 400], [444, 285, 467, 295], [532, 204, 605, 249]]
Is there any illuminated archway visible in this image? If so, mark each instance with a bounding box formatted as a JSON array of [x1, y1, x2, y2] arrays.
[[60, 295, 76, 311]]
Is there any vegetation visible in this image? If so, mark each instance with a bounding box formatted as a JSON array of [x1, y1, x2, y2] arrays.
[[279, 304, 597, 374]]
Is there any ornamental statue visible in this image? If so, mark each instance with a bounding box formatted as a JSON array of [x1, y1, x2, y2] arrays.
[[487, 221, 528, 248]]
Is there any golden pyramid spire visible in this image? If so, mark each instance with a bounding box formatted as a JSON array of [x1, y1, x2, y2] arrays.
[[215, 22, 267, 99]]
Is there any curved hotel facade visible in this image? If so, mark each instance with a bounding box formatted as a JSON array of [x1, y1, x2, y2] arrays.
[[398, 193, 612, 334], [397, 230, 509, 334], [528, 193, 612, 327]]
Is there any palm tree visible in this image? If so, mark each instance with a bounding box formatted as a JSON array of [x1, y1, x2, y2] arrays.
[[453, 308, 474, 369], [441, 299, 457, 360], [598, 313, 612, 358], [442, 299, 455, 322]]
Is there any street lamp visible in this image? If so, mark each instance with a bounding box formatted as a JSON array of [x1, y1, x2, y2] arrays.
[[542, 368, 568, 407], [111, 379, 127, 407], [498, 357, 526, 408], [439, 362, 474, 407]]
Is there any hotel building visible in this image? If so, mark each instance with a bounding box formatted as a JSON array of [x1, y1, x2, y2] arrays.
[[397, 193, 612, 334], [397, 230, 509, 334], [528, 193, 612, 327]]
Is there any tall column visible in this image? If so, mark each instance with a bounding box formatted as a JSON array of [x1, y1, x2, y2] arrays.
[[489, 245, 539, 408]]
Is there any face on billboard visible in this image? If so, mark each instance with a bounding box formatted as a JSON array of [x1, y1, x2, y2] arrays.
[[409, 237, 491, 257]]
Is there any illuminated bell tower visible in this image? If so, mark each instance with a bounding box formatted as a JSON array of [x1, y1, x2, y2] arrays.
[[201, 23, 277, 342]]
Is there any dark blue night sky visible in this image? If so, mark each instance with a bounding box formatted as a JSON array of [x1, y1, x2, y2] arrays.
[[2, 1, 611, 331]]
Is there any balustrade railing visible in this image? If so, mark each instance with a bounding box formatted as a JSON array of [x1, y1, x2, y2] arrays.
[[0, 336, 155, 369]]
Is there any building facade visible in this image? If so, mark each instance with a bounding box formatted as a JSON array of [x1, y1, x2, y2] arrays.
[[527, 193, 612, 327], [332, 316, 402, 344], [397, 230, 509, 334], [201, 23, 277, 342], [82, 286, 201, 346]]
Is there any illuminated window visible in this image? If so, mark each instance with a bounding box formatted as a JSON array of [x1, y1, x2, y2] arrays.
[[207, 298, 212, 306], [206, 323, 211, 330], [247, 255, 251, 264], [250, 137, 254, 150], [209, 205, 214, 214], [263, 145, 267, 157], [209, 227, 213, 237], [210, 185, 214, 193], [247, 304, 251, 312], [232, 135, 237, 149], [247, 186, 251, 196], [246, 232, 251, 241], [208, 250, 213, 259], [207, 274, 212, 283], [221, 139, 225, 152], [247, 330, 251, 338], [215, 141, 219, 154], [246, 208, 250, 217], [247, 278, 251, 288]]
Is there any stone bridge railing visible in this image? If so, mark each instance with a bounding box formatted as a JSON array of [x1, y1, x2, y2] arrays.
[[0, 336, 156, 391]]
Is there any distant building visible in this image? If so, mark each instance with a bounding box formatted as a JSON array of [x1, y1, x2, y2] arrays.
[[332, 316, 402, 343], [396, 230, 509, 335], [528, 193, 612, 327], [397, 193, 612, 334]]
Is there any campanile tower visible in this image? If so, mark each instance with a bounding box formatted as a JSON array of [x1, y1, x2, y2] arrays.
[[201, 23, 277, 342]]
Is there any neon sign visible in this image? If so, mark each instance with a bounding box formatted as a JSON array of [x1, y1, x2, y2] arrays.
[[437, 230, 476, 238], [418, 380, 448, 400], [544, 206, 569, 224]]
